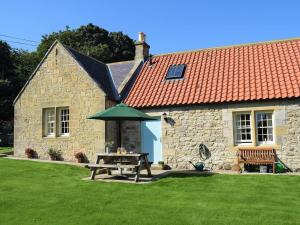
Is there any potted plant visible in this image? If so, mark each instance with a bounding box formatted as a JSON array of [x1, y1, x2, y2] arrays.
[[74, 151, 86, 163], [25, 148, 35, 159], [105, 141, 114, 153], [158, 161, 165, 170], [47, 148, 61, 161]]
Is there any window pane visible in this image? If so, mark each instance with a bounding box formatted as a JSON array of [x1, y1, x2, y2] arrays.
[[44, 108, 55, 136], [235, 113, 252, 144], [256, 112, 273, 144], [60, 108, 69, 135]]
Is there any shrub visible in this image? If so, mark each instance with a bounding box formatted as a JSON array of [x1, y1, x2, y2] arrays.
[[47, 148, 62, 161], [25, 148, 36, 159]]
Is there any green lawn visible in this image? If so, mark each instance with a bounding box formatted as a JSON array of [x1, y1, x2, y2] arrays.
[[0, 147, 13, 154], [0, 159, 299, 225]]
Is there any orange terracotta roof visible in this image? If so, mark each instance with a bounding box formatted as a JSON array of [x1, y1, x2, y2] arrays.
[[124, 38, 300, 108]]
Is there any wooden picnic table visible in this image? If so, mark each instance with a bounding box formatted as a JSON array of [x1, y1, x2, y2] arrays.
[[88, 153, 152, 182]]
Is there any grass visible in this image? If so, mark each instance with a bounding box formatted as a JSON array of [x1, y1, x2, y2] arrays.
[[0, 147, 13, 154], [0, 159, 299, 225]]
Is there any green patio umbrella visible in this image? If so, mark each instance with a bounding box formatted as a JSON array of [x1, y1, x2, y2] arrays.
[[87, 103, 157, 147]]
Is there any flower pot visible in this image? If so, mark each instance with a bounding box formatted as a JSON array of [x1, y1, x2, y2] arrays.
[[26, 153, 33, 159], [25, 148, 35, 159], [76, 157, 84, 163], [158, 164, 165, 170]]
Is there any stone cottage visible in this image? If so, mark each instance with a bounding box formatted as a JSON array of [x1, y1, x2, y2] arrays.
[[14, 33, 300, 171]]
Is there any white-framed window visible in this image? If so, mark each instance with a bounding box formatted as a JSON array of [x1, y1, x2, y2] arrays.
[[256, 112, 274, 145], [43, 108, 55, 137], [233, 110, 275, 146], [234, 112, 252, 145], [59, 107, 69, 136]]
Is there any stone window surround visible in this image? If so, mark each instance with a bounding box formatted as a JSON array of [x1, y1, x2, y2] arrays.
[[42, 106, 70, 138], [232, 108, 276, 148]]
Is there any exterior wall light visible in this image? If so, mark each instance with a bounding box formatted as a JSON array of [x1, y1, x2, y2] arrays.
[[162, 112, 168, 122], [162, 112, 175, 126]]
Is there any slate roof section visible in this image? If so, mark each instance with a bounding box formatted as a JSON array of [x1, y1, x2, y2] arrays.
[[124, 38, 300, 107], [65, 46, 119, 101], [107, 61, 135, 89]]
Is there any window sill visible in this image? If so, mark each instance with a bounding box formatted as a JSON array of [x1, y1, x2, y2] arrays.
[[43, 135, 55, 139], [57, 135, 70, 138], [230, 144, 281, 151]]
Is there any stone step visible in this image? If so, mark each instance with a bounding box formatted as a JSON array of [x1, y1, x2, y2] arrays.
[[0, 154, 8, 157]]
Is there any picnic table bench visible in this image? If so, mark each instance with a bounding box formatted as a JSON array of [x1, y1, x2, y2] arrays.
[[88, 153, 152, 182], [237, 147, 276, 173]]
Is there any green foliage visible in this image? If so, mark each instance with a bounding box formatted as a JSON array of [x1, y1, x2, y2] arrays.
[[0, 41, 15, 120], [0, 41, 39, 120], [12, 49, 39, 90], [36, 23, 135, 63], [0, 158, 300, 225], [47, 148, 62, 160]]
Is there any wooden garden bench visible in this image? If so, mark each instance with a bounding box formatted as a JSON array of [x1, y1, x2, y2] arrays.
[[237, 148, 276, 173]]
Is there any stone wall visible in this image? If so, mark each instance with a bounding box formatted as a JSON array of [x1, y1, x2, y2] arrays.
[[123, 100, 300, 171], [143, 106, 234, 170], [121, 121, 140, 152], [280, 100, 300, 170], [14, 42, 108, 162]]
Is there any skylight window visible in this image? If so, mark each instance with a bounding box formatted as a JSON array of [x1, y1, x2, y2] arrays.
[[165, 64, 186, 80]]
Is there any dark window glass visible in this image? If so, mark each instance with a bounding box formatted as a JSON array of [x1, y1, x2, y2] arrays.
[[166, 64, 186, 79]]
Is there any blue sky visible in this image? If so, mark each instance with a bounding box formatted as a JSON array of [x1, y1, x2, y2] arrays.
[[1, 0, 300, 54]]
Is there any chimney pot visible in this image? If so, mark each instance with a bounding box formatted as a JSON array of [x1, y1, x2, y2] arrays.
[[135, 32, 150, 61], [138, 32, 146, 42]]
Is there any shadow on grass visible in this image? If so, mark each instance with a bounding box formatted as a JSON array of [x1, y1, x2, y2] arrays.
[[163, 171, 216, 179]]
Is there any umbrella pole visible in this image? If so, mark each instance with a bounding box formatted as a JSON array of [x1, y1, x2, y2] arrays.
[[118, 120, 122, 148]]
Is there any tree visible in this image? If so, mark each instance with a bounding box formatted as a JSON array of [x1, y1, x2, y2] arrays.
[[0, 41, 15, 120], [109, 32, 135, 62], [36, 23, 135, 63], [12, 50, 39, 91], [0, 42, 39, 120], [0, 41, 14, 80]]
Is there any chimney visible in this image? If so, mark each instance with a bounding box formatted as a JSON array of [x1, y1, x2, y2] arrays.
[[134, 32, 150, 61]]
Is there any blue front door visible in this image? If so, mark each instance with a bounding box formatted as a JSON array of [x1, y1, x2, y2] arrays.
[[141, 120, 162, 164]]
